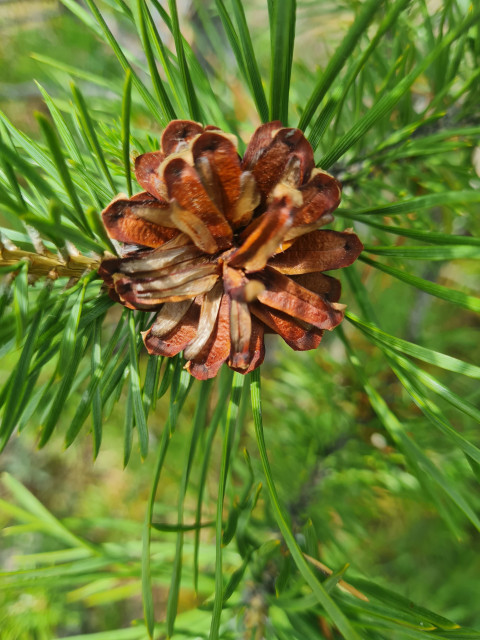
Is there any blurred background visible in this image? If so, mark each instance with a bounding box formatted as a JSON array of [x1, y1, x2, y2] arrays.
[[1, 1, 479, 637]]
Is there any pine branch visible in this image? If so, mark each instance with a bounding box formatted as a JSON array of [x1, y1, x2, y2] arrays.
[[0, 239, 100, 280]]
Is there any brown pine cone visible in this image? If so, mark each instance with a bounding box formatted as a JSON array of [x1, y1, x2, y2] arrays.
[[99, 120, 363, 380]]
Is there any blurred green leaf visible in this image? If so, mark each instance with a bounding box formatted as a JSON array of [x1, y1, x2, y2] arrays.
[[361, 255, 480, 312], [299, 0, 384, 132], [347, 313, 480, 379]]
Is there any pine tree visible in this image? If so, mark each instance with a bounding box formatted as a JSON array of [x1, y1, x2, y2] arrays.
[[1, 1, 480, 638]]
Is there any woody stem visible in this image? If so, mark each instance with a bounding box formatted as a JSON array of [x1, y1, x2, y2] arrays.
[[0, 245, 100, 280]]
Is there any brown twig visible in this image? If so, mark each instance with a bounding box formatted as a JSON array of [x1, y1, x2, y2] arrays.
[[303, 553, 369, 602]]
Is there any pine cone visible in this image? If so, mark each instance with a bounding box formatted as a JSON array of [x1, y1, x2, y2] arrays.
[[99, 120, 363, 380]]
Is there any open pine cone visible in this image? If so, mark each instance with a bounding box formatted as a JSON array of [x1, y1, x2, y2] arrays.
[[99, 120, 363, 380]]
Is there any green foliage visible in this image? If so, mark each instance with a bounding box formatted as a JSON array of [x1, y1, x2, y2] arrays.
[[1, 0, 480, 638]]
